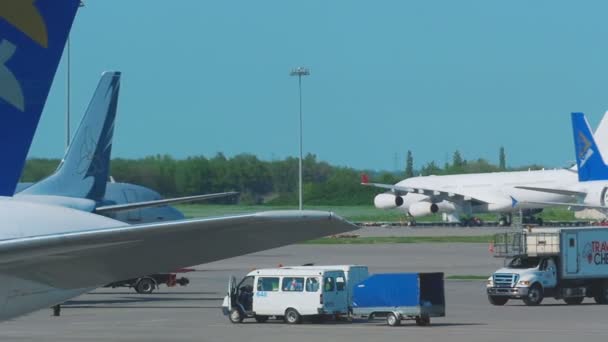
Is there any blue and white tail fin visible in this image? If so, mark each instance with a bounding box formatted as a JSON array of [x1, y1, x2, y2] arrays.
[[21, 72, 121, 202], [572, 112, 608, 182], [0, 0, 81, 196]]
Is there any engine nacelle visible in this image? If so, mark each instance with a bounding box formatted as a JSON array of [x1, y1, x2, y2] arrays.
[[583, 185, 608, 207], [430, 201, 457, 214], [408, 202, 434, 217], [374, 193, 404, 209]]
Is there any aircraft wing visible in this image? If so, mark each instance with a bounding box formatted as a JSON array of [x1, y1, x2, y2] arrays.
[[0, 210, 356, 289], [521, 200, 606, 211], [362, 181, 494, 204], [514, 186, 585, 197], [95, 191, 239, 214]]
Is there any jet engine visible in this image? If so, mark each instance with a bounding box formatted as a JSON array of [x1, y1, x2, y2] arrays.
[[409, 201, 457, 217], [374, 193, 404, 209], [582, 185, 608, 207]]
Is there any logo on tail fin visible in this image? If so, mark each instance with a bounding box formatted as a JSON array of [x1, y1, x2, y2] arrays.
[[0, 0, 49, 48], [577, 131, 594, 168], [0, 41, 24, 111], [0, 0, 50, 112]]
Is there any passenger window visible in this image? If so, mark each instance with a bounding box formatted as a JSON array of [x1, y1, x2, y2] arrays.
[[257, 277, 279, 292], [336, 276, 345, 291], [282, 277, 304, 292], [306, 277, 320, 292], [569, 238, 575, 247], [324, 277, 335, 292]]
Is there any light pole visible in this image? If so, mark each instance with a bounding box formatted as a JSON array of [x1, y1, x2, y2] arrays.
[[66, 0, 85, 150], [290, 67, 309, 211]]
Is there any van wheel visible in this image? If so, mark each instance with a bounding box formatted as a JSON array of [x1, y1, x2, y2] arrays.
[[135, 278, 155, 294], [254, 315, 268, 323], [488, 295, 509, 306], [386, 312, 400, 326], [523, 284, 544, 306], [284, 308, 301, 324], [229, 308, 243, 323], [564, 297, 584, 305], [415, 316, 430, 326]]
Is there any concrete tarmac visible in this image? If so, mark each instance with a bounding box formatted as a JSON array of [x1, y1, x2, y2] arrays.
[[2, 240, 605, 342]]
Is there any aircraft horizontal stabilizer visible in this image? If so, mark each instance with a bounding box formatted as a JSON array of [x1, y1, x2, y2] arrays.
[[95, 192, 239, 214], [0, 210, 356, 289]]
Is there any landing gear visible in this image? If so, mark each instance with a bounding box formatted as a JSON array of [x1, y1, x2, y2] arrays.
[[498, 214, 512, 227]]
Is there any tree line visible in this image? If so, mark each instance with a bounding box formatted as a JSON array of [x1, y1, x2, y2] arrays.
[[21, 148, 544, 205]]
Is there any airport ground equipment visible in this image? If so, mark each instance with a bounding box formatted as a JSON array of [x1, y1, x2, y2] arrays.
[[351, 273, 445, 326], [105, 269, 193, 294], [222, 268, 349, 324], [488, 227, 608, 306]]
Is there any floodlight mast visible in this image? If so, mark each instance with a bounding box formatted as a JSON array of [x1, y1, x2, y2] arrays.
[[290, 67, 310, 211]]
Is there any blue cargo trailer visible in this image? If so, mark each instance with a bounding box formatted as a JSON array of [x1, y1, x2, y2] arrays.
[[352, 272, 445, 326]]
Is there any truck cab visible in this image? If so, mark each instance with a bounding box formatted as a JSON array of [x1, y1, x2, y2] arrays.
[[487, 255, 558, 306]]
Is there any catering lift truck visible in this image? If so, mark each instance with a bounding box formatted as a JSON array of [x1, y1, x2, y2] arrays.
[[487, 227, 608, 306]]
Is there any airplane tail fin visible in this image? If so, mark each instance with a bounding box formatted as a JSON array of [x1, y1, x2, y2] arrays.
[[0, 0, 81, 196], [571, 112, 608, 182], [22, 72, 121, 201]]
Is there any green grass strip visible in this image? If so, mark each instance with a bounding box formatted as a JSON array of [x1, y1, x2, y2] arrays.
[[300, 235, 493, 245]]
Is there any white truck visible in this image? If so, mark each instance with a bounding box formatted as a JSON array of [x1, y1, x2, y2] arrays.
[[222, 268, 349, 324], [487, 227, 608, 306]]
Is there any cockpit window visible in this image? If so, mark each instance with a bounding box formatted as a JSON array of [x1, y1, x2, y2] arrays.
[[508, 257, 540, 269]]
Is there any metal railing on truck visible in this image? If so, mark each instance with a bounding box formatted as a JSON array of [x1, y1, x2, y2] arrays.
[[491, 231, 560, 258]]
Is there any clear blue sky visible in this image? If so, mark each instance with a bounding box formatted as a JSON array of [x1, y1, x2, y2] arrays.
[[30, 0, 608, 171]]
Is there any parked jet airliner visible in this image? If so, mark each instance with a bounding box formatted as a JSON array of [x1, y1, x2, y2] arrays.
[[363, 114, 608, 225], [17, 71, 236, 223], [0, 0, 355, 322]]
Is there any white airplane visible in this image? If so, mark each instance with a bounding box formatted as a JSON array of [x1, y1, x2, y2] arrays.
[[0, 0, 355, 322], [519, 112, 608, 212], [363, 114, 608, 226]]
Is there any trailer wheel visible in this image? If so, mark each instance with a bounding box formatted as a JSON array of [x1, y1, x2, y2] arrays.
[[386, 312, 400, 326], [488, 295, 509, 306], [523, 284, 544, 306], [284, 308, 301, 324], [415, 316, 430, 326], [135, 278, 155, 294], [254, 315, 268, 323], [229, 308, 243, 323], [564, 297, 584, 305]]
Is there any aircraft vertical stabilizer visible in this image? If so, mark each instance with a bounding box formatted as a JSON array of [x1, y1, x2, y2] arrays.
[[572, 112, 608, 182], [22, 72, 121, 201], [0, 0, 81, 196]]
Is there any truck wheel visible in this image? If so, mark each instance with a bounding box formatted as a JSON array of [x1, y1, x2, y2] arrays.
[[254, 315, 269, 323], [284, 308, 301, 324], [488, 295, 509, 306], [229, 308, 243, 323], [523, 284, 544, 306], [135, 278, 155, 294], [415, 316, 430, 326], [593, 285, 608, 304], [564, 297, 584, 305], [386, 312, 400, 326]]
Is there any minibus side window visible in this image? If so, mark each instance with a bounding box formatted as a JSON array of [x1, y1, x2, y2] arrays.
[[324, 277, 335, 291], [306, 277, 320, 292], [282, 277, 304, 292], [257, 277, 279, 292], [336, 276, 345, 291]]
